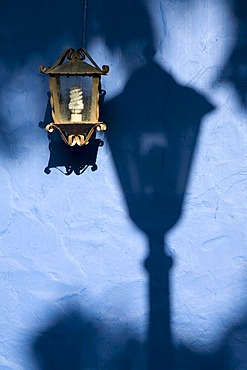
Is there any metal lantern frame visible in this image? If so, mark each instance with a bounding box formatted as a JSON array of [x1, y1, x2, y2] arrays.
[[40, 48, 109, 146]]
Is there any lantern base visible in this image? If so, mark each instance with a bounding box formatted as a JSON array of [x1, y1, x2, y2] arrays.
[[45, 122, 107, 146]]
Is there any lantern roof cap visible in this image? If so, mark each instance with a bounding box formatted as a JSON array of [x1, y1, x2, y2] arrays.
[[40, 48, 109, 76]]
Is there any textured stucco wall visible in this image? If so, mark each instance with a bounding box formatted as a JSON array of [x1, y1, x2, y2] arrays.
[[0, 0, 247, 369]]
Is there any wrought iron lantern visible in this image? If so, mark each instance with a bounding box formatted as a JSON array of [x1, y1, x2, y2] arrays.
[[40, 48, 109, 146]]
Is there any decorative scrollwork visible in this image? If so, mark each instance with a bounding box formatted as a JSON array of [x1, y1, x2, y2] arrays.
[[40, 48, 109, 75], [45, 124, 55, 133], [78, 49, 86, 60], [68, 134, 87, 146], [67, 48, 86, 61], [39, 65, 48, 73], [102, 65, 110, 74], [96, 123, 107, 131], [44, 123, 107, 147], [67, 48, 75, 60]]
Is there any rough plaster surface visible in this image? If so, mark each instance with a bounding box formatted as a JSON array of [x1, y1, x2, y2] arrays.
[[0, 0, 247, 368]]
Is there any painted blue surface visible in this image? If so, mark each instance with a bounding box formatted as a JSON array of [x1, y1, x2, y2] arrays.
[[0, 0, 247, 368]]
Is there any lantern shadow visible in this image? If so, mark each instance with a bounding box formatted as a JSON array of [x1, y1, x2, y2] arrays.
[[39, 94, 104, 176], [90, 0, 215, 368], [103, 61, 214, 369], [44, 137, 104, 176]]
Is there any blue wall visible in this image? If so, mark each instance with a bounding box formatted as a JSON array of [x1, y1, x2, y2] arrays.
[[1, 0, 247, 369]]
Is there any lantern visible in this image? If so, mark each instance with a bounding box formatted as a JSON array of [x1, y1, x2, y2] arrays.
[[40, 48, 109, 146]]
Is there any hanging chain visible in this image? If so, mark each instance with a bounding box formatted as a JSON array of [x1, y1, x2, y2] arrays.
[[82, 0, 88, 49]]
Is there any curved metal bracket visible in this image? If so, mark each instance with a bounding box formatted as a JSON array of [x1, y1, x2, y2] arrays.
[[45, 122, 107, 146]]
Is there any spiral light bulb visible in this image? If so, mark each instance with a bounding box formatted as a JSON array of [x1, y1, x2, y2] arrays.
[[69, 86, 84, 122]]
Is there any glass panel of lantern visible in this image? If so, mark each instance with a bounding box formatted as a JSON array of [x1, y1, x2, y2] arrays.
[[52, 75, 94, 123]]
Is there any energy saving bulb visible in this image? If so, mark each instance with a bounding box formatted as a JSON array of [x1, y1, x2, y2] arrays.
[[69, 86, 84, 122]]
